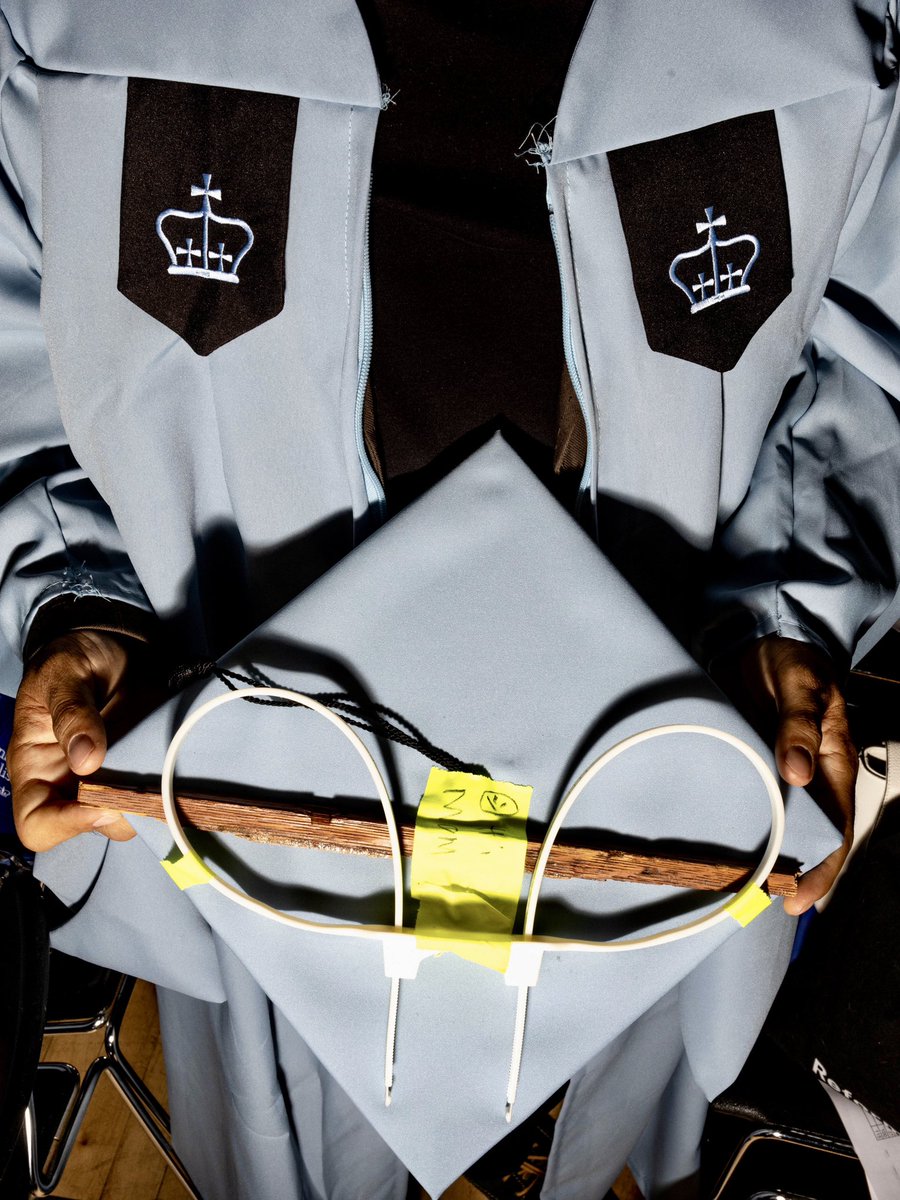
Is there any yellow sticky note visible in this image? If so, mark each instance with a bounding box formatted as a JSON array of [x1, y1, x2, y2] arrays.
[[726, 882, 772, 927], [161, 846, 213, 890], [411, 767, 532, 972]]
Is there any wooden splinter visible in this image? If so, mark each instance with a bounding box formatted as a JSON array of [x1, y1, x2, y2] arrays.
[[78, 780, 799, 897]]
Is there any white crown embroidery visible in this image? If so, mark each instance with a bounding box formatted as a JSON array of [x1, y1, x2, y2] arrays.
[[669, 207, 760, 314], [156, 174, 254, 284]]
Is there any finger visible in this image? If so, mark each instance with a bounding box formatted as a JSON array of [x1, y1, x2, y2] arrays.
[[9, 719, 91, 846], [785, 699, 857, 915], [815, 701, 858, 830], [10, 732, 134, 850], [24, 631, 127, 775], [44, 671, 109, 775], [785, 842, 850, 917], [13, 770, 130, 851], [10, 632, 135, 851], [13, 764, 134, 851], [91, 814, 137, 842], [772, 669, 829, 788], [10, 683, 109, 851], [21, 799, 132, 851]]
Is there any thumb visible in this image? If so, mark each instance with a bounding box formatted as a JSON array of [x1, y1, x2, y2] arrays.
[[46, 672, 109, 775], [773, 677, 825, 788]]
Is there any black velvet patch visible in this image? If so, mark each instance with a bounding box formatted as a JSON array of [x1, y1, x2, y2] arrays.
[[118, 79, 299, 356], [608, 111, 793, 373]]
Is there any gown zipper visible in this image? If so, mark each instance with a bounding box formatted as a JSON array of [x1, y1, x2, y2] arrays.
[[354, 188, 387, 520], [523, 125, 597, 522], [547, 198, 596, 513], [355, 158, 399, 1094]]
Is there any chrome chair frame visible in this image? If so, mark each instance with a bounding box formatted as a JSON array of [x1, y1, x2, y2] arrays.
[[25, 970, 202, 1199]]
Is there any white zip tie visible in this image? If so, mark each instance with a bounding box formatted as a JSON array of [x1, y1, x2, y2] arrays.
[[385, 974, 400, 1105], [505, 985, 530, 1122], [161, 696, 784, 1119], [503, 723, 785, 1120], [160, 686, 405, 1105]]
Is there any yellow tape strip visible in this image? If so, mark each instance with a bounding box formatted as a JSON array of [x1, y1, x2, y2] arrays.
[[161, 846, 213, 890], [725, 882, 772, 927], [411, 767, 532, 973]]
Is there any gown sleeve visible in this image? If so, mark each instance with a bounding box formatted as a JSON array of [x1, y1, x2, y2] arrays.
[[0, 17, 155, 668], [702, 24, 900, 672]]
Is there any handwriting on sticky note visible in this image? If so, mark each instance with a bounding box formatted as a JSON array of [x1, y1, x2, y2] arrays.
[[410, 768, 532, 972], [480, 789, 519, 816]]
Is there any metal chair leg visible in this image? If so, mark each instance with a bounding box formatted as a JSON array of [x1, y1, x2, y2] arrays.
[[26, 974, 204, 1199]]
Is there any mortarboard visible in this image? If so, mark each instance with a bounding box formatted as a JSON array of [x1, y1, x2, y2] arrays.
[[38, 436, 840, 1196]]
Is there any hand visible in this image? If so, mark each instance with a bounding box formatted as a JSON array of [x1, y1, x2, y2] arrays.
[[9, 630, 153, 851], [737, 635, 857, 916]]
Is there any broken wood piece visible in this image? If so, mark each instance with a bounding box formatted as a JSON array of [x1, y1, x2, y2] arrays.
[[77, 780, 799, 897]]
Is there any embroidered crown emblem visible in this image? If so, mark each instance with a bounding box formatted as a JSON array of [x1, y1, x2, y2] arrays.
[[156, 174, 254, 284], [669, 207, 760, 314]]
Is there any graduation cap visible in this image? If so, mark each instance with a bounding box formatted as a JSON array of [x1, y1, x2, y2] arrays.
[[50, 436, 839, 1195]]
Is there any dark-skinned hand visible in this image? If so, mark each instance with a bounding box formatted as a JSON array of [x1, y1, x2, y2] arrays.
[[10, 629, 161, 852], [732, 634, 857, 916], [10, 628, 857, 917]]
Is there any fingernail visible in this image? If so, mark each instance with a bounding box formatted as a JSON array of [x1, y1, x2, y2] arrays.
[[67, 734, 95, 770], [91, 812, 121, 828], [785, 746, 813, 778]]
